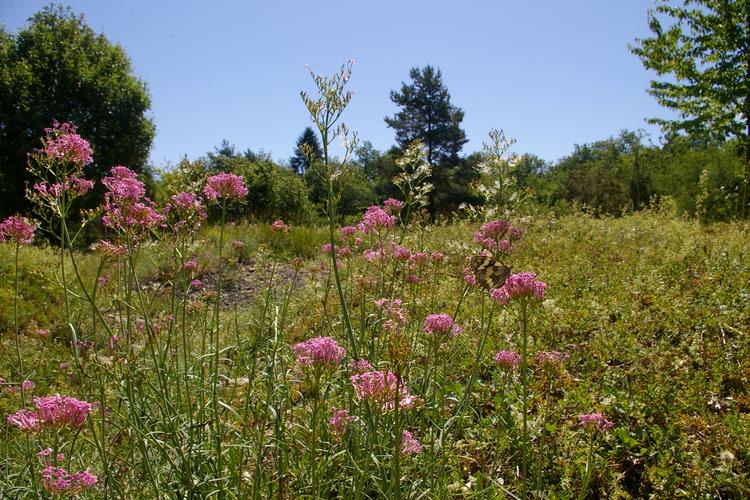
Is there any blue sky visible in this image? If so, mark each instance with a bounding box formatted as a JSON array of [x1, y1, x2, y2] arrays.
[[2, 0, 672, 168]]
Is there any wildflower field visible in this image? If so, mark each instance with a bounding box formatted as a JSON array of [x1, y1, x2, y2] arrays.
[[1, 63, 749, 499]]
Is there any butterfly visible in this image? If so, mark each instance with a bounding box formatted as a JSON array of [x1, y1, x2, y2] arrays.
[[470, 255, 512, 290]]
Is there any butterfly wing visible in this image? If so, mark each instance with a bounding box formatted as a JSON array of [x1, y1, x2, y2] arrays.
[[470, 255, 512, 290]]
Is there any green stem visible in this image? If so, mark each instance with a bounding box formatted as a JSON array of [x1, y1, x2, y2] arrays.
[[520, 300, 530, 499]]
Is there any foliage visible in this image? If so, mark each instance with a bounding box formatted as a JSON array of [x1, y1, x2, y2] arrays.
[[3, 209, 750, 497], [385, 65, 477, 215], [159, 149, 314, 223], [0, 5, 155, 218], [630, 0, 750, 216], [304, 163, 376, 216], [290, 127, 323, 175], [462, 129, 535, 220]]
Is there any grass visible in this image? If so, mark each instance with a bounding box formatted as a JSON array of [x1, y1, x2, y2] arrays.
[[1, 210, 749, 498]]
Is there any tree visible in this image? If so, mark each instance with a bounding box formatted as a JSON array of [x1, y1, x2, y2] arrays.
[[630, 0, 750, 217], [289, 127, 323, 175], [385, 65, 470, 215], [0, 5, 155, 218]]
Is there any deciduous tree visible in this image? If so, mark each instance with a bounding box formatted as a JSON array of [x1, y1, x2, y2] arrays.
[[630, 0, 750, 216], [0, 5, 155, 217]]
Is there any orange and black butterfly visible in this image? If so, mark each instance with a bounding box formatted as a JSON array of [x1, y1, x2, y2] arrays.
[[470, 255, 512, 290]]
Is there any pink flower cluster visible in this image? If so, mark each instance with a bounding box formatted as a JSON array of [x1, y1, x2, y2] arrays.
[[577, 412, 614, 431], [383, 198, 404, 214], [33, 177, 94, 199], [102, 166, 164, 233], [350, 370, 416, 411], [423, 313, 463, 338], [494, 350, 521, 370], [0, 216, 36, 245], [358, 205, 397, 233], [203, 172, 248, 201], [490, 272, 547, 305], [349, 359, 373, 373], [91, 240, 127, 258], [375, 298, 408, 332], [401, 429, 422, 455], [41, 466, 98, 496], [165, 191, 207, 234], [329, 408, 355, 440], [6, 410, 41, 432], [473, 219, 522, 256], [322, 242, 351, 258], [7, 394, 93, 432], [293, 336, 346, 367], [102, 166, 146, 202], [271, 219, 290, 233], [41, 121, 93, 167]]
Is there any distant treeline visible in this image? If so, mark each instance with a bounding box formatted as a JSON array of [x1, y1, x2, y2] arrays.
[[154, 129, 743, 224]]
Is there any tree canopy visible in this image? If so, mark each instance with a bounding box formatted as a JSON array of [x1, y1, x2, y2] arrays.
[[630, 0, 750, 216], [0, 5, 155, 217], [385, 65, 475, 215]]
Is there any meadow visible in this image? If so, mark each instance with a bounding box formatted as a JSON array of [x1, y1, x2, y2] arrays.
[[1, 63, 749, 499], [1, 200, 749, 498]]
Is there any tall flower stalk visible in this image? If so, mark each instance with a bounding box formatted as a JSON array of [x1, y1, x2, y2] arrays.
[[491, 272, 546, 497], [301, 59, 359, 357]]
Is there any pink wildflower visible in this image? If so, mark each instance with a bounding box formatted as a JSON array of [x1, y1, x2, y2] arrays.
[[401, 430, 423, 455], [340, 225, 357, 237], [35, 329, 50, 338], [0, 216, 36, 245], [203, 172, 248, 201], [423, 313, 463, 338], [349, 359, 373, 373], [33, 394, 93, 429], [190, 279, 202, 289], [359, 205, 396, 233], [102, 166, 145, 203], [329, 408, 355, 440], [293, 336, 346, 367], [22, 380, 35, 392], [405, 274, 419, 284], [463, 268, 476, 286], [7, 410, 41, 432], [383, 198, 405, 214], [409, 252, 429, 265], [473, 219, 522, 255], [394, 245, 411, 261], [40, 466, 98, 495], [494, 350, 521, 370], [101, 166, 164, 233], [183, 258, 198, 271], [41, 121, 93, 166], [577, 412, 614, 431], [91, 240, 127, 258], [430, 251, 446, 264], [271, 219, 290, 233], [350, 370, 416, 412], [363, 247, 385, 262], [490, 272, 546, 305], [375, 298, 408, 332], [166, 192, 207, 233]]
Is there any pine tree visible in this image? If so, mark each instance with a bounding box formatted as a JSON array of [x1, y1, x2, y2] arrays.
[[385, 65, 472, 215], [290, 127, 323, 175]]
